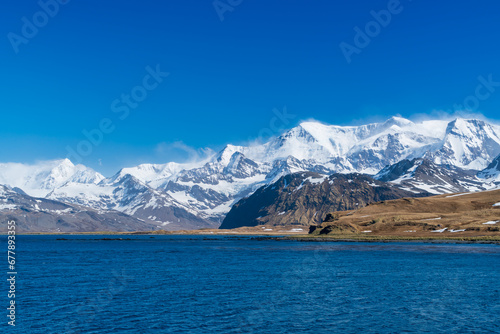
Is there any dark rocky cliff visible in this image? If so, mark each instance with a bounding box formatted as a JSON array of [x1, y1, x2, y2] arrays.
[[220, 172, 428, 229]]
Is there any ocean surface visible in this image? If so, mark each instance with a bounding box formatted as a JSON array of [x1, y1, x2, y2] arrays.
[[4, 235, 500, 333]]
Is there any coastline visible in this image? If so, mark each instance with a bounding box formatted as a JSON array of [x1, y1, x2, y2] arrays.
[[7, 230, 500, 244], [282, 235, 500, 244]]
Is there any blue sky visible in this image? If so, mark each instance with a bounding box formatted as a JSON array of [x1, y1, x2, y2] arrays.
[[2, 0, 500, 175]]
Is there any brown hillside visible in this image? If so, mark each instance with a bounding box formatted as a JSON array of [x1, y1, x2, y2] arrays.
[[312, 189, 500, 237]]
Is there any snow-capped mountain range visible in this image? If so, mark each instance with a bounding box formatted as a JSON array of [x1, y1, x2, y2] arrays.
[[0, 184, 154, 232], [1, 116, 500, 230]]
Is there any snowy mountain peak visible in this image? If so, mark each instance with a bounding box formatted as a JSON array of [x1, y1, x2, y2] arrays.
[[216, 145, 245, 164], [0, 159, 104, 197], [111, 164, 162, 184], [61, 158, 74, 167], [382, 116, 414, 129], [108, 160, 201, 189], [429, 118, 500, 170], [297, 121, 333, 133], [446, 118, 488, 136]]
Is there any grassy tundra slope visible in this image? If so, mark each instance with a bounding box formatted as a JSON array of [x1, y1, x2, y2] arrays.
[[311, 189, 500, 238]]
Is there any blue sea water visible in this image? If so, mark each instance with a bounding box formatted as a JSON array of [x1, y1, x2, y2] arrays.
[[3, 235, 500, 333]]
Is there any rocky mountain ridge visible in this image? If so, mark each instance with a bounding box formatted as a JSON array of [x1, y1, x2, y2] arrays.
[[220, 172, 430, 229], [0, 185, 153, 232]]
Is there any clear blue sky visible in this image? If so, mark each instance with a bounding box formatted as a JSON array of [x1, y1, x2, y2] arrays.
[[2, 0, 500, 175]]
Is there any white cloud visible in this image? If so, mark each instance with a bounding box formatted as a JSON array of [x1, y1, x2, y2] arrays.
[[154, 141, 214, 163]]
